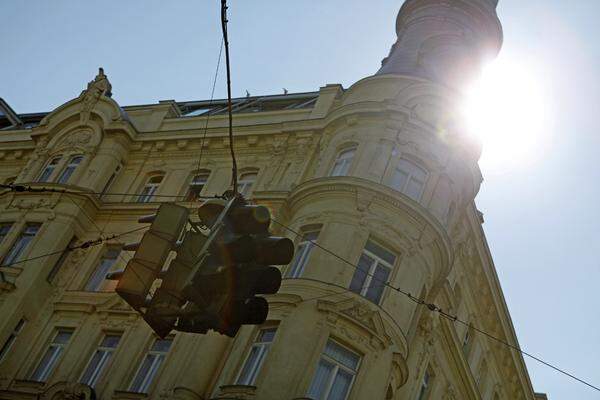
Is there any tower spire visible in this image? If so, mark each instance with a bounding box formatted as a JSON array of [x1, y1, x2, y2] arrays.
[[377, 0, 503, 90]]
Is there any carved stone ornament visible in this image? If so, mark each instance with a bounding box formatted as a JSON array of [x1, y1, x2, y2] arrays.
[[55, 130, 94, 152], [213, 384, 256, 400], [159, 387, 203, 400], [317, 298, 394, 352], [40, 381, 94, 400], [80, 67, 112, 123]]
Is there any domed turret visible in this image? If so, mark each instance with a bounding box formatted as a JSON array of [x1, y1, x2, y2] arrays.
[[377, 0, 503, 89]]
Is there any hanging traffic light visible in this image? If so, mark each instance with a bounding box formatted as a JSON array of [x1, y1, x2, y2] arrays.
[[108, 196, 293, 339], [178, 197, 294, 337], [114, 203, 189, 312]]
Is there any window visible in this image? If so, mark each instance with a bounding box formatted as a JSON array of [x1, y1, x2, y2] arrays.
[[186, 171, 210, 201], [38, 156, 62, 183], [286, 230, 320, 278], [80, 334, 121, 388], [1, 223, 41, 267], [56, 155, 83, 184], [417, 367, 433, 400], [47, 236, 77, 283], [84, 248, 120, 291], [307, 339, 361, 400], [391, 158, 428, 201], [100, 164, 122, 199], [137, 174, 164, 203], [0, 223, 13, 245], [349, 240, 396, 304], [329, 147, 356, 177], [236, 328, 277, 385], [0, 318, 25, 363], [237, 172, 257, 197], [129, 337, 173, 393], [30, 329, 73, 382]]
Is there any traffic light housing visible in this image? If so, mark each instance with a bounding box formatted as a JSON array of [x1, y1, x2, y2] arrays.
[[115, 203, 188, 311], [180, 197, 294, 337], [110, 197, 294, 339]]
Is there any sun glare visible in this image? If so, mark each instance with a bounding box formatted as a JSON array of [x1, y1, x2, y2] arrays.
[[463, 58, 549, 171]]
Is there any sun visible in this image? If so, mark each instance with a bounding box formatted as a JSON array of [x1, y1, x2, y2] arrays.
[[462, 57, 549, 171]]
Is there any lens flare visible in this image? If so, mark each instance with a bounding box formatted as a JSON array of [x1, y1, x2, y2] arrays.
[[463, 57, 549, 171]]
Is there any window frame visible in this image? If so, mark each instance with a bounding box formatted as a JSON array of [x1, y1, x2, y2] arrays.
[[137, 174, 164, 203], [307, 339, 361, 400], [0, 222, 13, 246], [286, 229, 320, 279], [56, 155, 84, 184], [349, 240, 397, 304], [416, 366, 434, 400], [235, 327, 277, 386], [129, 336, 174, 394], [329, 146, 357, 177], [186, 170, 210, 202], [30, 328, 74, 382], [390, 157, 428, 201], [0, 318, 26, 363], [79, 333, 121, 388], [237, 171, 258, 197], [84, 247, 121, 292], [37, 156, 62, 183], [1, 223, 41, 267]]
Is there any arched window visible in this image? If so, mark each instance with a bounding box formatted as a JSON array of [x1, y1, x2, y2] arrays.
[[329, 147, 356, 177], [391, 158, 428, 201], [137, 174, 164, 203], [237, 171, 257, 197], [37, 156, 62, 183], [186, 170, 210, 201], [56, 155, 83, 184], [100, 164, 122, 200]]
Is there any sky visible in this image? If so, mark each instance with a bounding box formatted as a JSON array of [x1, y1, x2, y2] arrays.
[[2, 1, 600, 398]]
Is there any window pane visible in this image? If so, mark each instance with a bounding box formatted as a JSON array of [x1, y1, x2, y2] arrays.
[[0, 223, 12, 244], [101, 335, 121, 348], [85, 250, 120, 292], [2, 224, 40, 267], [258, 328, 276, 343], [405, 178, 424, 201], [151, 338, 173, 352], [31, 346, 60, 381], [364, 241, 396, 266], [365, 264, 390, 304], [308, 359, 335, 399], [130, 354, 155, 392], [330, 148, 355, 177], [391, 168, 409, 191], [236, 346, 262, 385], [80, 350, 104, 386], [324, 341, 360, 371], [349, 254, 373, 295], [54, 331, 72, 344], [328, 369, 353, 400]]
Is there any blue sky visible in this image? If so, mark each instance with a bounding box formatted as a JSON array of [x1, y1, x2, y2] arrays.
[[2, 1, 600, 398]]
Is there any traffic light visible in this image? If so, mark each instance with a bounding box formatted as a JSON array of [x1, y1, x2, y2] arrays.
[[109, 197, 293, 339], [178, 197, 294, 337], [115, 203, 189, 312]]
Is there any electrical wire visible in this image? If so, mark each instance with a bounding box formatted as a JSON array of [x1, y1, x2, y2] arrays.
[[0, 225, 147, 269], [194, 38, 224, 175], [2, 187, 598, 392], [0, 184, 225, 200], [272, 218, 600, 394], [220, 0, 239, 195]]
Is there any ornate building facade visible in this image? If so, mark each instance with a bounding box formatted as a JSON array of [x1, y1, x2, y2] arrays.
[[0, 0, 548, 399]]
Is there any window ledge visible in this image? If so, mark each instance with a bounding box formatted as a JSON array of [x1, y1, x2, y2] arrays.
[[112, 390, 148, 399], [212, 384, 256, 400]]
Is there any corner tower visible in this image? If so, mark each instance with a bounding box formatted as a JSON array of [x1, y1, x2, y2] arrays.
[[377, 0, 503, 89]]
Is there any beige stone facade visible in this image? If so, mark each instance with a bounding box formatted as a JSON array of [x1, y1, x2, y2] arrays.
[[0, 1, 547, 399]]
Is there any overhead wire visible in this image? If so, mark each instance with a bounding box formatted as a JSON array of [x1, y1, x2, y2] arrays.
[[271, 218, 600, 393], [220, 0, 239, 195], [3, 185, 599, 392]]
